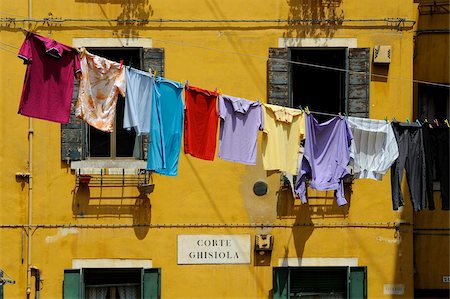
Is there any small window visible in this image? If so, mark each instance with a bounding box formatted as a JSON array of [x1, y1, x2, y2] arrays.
[[63, 268, 161, 299], [61, 48, 165, 163], [273, 266, 367, 299], [85, 48, 142, 159], [267, 47, 370, 118]]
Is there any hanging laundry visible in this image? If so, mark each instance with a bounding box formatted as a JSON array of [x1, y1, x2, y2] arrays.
[[261, 104, 305, 174], [347, 116, 399, 180], [17, 32, 81, 123], [390, 121, 426, 211], [218, 95, 263, 165], [422, 123, 449, 210], [147, 78, 184, 176], [75, 48, 126, 132], [295, 114, 353, 206], [184, 85, 219, 161], [124, 67, 159, 135]]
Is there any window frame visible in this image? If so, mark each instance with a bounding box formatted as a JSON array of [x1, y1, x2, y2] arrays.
[[273, 266, 367, 299], [61, 42, 165, 166], [63, 268, 161, 299]]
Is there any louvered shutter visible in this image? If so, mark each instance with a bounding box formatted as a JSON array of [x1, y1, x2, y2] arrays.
[[142, 268, 161, 299], [61, 80, 85, 161], [347, 48, 370, 117], [63, 269, 83, 299], [139, 48, 165, 160], [268, 48, 289, 106], [349, 266, 367, 298]]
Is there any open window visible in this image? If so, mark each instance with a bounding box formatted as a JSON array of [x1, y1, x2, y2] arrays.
[[63, 268, 161, 299], [273, 266, 367, 299], [268, 47, 370, 118], [61, 48, 165, 163]]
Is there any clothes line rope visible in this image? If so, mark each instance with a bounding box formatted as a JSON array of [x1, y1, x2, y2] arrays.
[[0, 14, 448, 88], [0, 221, 411, 229]]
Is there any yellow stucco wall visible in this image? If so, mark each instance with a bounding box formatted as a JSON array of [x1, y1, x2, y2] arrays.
[[0, 1, 422, 298]]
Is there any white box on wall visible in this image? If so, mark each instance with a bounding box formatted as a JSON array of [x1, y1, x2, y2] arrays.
[[373, 45, 391, 64]]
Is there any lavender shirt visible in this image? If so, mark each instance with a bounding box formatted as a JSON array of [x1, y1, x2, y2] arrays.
[[218, 95, 263, 165], [295, 114, 353, 206]]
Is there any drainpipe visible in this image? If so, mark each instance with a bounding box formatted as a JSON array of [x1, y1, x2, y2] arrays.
[[26, 1, 33, 297]]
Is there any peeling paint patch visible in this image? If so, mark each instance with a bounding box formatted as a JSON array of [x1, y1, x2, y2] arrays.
[[46, 228, 79, 243], [376, 236, 401, 244]]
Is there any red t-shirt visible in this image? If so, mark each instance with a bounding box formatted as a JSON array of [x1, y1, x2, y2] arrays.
[[184, 85, 219, 160], [18, 33, 81, 123]]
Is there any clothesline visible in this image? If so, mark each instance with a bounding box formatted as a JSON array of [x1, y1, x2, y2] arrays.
[[0, 12, 449, 88]]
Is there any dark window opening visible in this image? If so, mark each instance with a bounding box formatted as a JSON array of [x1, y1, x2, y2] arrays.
[[86, 48, 142, 159], [83, 268, 141, 298], [290, 267, 348, 298], [290, 48, 347, 120], [418, 83, 449, 121]]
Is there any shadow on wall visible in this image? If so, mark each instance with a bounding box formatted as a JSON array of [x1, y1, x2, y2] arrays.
[[75, 0, 154, 37], [283, 0, 344, 39], [72, 185, 152, 240], [274, 178, 352, 266]]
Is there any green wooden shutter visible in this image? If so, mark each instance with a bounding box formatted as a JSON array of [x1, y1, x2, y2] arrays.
[[349, 266, 367, 299], [63, 269, 82, 299], [61, 80, 85, 161], [273, 267, 289, 299], [142, 268, 161, 299], [347, 48, 371, 118], [268, 48, 289, 107], [137, 48, 165, 160]]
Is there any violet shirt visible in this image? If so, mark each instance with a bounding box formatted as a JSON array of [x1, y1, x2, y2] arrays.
[[295, 114, 353, 206], [218, 95, 263, 165], [18, 33, 81, 123]]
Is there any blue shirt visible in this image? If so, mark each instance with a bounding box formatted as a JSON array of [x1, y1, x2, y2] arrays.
[[124, 68, 159, 135], [147, 77, 184, 176]]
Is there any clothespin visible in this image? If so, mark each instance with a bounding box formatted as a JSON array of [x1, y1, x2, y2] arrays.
[[153, 70, 157, 77], [217, 88, 222, 95], [434, 119, 440, 127], [444, 119, 450, 128], [384, 116, 388, 123], [119, 59, 124, 69], [305, 106, 310, 114], [298, 105, 303, 111], [416, 119, 422, 126], [406, 118, 410, 124]]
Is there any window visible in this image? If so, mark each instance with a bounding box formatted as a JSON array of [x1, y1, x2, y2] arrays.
[[417, 83, 449, 122], [273, 266, 367, 299], [85, 48, 141, 159], [63, 268, 161, 299], [268, 47, 370, 118], [61, 48, 165, 162]]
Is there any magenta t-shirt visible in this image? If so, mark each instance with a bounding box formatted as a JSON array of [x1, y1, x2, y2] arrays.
[[18, 33, 81, 123]]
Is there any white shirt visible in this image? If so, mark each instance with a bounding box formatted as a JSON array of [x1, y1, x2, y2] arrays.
[[347, 116, 399, 180]]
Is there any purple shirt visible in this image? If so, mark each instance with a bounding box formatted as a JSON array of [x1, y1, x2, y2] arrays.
[[18, 33, 81, 123], [218, 95, 263, 165], [295, 114, 353, 206]]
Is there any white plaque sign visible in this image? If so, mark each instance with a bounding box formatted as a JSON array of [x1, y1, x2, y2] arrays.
[[383, 284, 405, 295], [178, 234, 251, 264]]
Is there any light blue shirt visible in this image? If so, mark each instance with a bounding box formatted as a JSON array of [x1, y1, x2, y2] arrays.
[[124, 68, 159, 135], [147, 77, 184, 176]]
